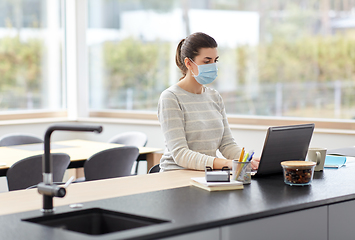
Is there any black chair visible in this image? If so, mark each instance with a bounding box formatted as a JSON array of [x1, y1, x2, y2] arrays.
[[108, 131, 148, 175], [0, 133, 43, 147], [6, 153, 70, 191], [148, 164, 161, 174], [84, 146, 140, 181]]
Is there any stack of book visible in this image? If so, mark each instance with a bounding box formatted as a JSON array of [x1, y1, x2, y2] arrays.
[[190, 177, 243, 192]]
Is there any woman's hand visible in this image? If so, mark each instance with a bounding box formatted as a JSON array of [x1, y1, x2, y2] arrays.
[[250, 157, 260, 170], [213, 158, 233, 169], [213, 157, 259, 170]]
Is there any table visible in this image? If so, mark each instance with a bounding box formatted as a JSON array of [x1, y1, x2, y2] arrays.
[[0, 159, 355, 240], [1, 160, 355, 240], [0, 139, 162, 176]]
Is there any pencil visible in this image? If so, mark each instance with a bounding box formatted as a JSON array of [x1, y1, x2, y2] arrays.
[[238, 148, 245, 162]]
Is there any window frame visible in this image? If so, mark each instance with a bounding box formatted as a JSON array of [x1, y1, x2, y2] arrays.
[[89, 110, 355, 134], [1, 0, 354, 136], [0, 0, 67, 120], [0, 111, 67, 121]]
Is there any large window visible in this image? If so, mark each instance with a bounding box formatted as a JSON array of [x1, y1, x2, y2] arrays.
[[0, 0, 65, 112], [88, 0, 355, 122]]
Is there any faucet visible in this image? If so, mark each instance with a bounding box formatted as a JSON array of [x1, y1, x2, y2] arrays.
[[38, 124, 103, 213]]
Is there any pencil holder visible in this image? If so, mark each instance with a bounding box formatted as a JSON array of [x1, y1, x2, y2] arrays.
[[232, 161, 251, 184]]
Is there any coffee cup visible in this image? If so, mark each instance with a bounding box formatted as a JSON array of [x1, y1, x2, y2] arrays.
[[307, 147, 327, 171]]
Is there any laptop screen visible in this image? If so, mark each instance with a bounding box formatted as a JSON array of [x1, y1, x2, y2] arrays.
[[255, 123, 315, 176]]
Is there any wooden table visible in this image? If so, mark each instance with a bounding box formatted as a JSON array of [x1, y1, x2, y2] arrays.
[[0, 139, 162, 176], [0, 170, 204, 216]]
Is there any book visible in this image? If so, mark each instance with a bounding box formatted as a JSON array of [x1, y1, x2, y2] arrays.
[[190, 177, 243, 192], [324, 155, 347, 168]]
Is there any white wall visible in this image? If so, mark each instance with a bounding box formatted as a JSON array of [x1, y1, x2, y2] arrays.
[[0, 120, 353, 157]]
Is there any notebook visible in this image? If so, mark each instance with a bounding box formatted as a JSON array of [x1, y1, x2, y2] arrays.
[[190, 177, 243, 191], [252, 123, 315, 177], [324, 155, 346, 168]]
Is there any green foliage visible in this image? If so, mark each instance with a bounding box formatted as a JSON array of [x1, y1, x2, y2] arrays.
[[103, 37, 167, 88], [0, 36, 43, 109], [0, 36, 42, 91], [141, 0, 175, 12], [102, 37, 170, 109], [235, 34, 355, 83]]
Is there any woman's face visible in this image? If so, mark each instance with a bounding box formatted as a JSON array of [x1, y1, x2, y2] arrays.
[[189, 47, 219, 75]]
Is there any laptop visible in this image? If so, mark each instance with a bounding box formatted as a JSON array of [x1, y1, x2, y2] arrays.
[[251, 123, 315, 177]]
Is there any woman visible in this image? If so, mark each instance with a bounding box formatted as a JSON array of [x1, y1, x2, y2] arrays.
[[158, 32, 259, 172]]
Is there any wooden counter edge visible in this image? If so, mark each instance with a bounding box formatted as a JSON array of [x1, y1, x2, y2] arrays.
[[0, 170, 204, 216]]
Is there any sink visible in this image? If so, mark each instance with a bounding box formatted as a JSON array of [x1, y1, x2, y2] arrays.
[[23, 208, 169, 235]]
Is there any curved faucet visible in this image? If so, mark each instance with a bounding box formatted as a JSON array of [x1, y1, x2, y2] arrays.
[[38, 124, 103, 213]]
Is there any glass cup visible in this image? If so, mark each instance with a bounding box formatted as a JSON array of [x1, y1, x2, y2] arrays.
[[232, 160, 252, 184]]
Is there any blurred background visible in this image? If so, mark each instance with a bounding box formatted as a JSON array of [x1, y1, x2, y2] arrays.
[[0, 0, 354, 119]]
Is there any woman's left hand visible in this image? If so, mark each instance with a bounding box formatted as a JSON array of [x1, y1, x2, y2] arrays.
[[250, 157, 260, 170]]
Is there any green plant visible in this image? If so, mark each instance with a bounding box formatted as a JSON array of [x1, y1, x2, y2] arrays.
[[0, 36, 43, 109], [102, 37, 170, 109]]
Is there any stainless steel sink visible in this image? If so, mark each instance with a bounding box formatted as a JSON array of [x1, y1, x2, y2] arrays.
[[23, 208, 169, 235]]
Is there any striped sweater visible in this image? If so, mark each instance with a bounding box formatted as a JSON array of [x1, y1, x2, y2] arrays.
[[157, 84, 242, 171]]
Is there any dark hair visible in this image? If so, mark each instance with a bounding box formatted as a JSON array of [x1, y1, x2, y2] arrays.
[[175, 32, 218, 80]]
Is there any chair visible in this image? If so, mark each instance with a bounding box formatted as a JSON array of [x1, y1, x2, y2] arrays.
[[148, 164, 161, 174], [84, 146, 139, 181], [0, 133, 43, 147], [6, 153, 70, 191], [108, 131, 148, 175]]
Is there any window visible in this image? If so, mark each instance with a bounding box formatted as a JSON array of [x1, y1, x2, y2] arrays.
[[88, 0, 355, 124], [0, 0, 65, 113]]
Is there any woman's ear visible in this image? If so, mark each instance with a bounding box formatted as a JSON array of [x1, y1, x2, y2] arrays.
[[184, 57, 192, 70]]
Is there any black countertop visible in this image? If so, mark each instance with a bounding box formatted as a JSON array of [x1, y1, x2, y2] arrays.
[[1, 160, 355, 240]]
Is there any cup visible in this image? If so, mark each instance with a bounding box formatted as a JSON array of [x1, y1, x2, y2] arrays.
[[307, 147, 327, 171], [232, 160, 251, 184]]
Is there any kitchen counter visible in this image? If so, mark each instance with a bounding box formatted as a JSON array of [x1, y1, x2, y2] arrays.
[[1, 158, 355, 239]]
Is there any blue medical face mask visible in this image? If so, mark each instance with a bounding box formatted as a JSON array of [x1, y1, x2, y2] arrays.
[[189, 58, 218, 85]]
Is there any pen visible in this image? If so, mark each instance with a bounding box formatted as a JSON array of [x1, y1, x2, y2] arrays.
[[242, 152, 249, 162], [244, 150, 253, 162], [247, 152, 255, 162]]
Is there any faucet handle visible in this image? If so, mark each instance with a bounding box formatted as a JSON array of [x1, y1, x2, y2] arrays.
[[64, 176, 75, 189], [38, 183, 66, 198]]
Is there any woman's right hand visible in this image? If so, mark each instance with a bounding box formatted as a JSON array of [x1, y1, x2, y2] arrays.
[[250, 157, 260, 170]]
